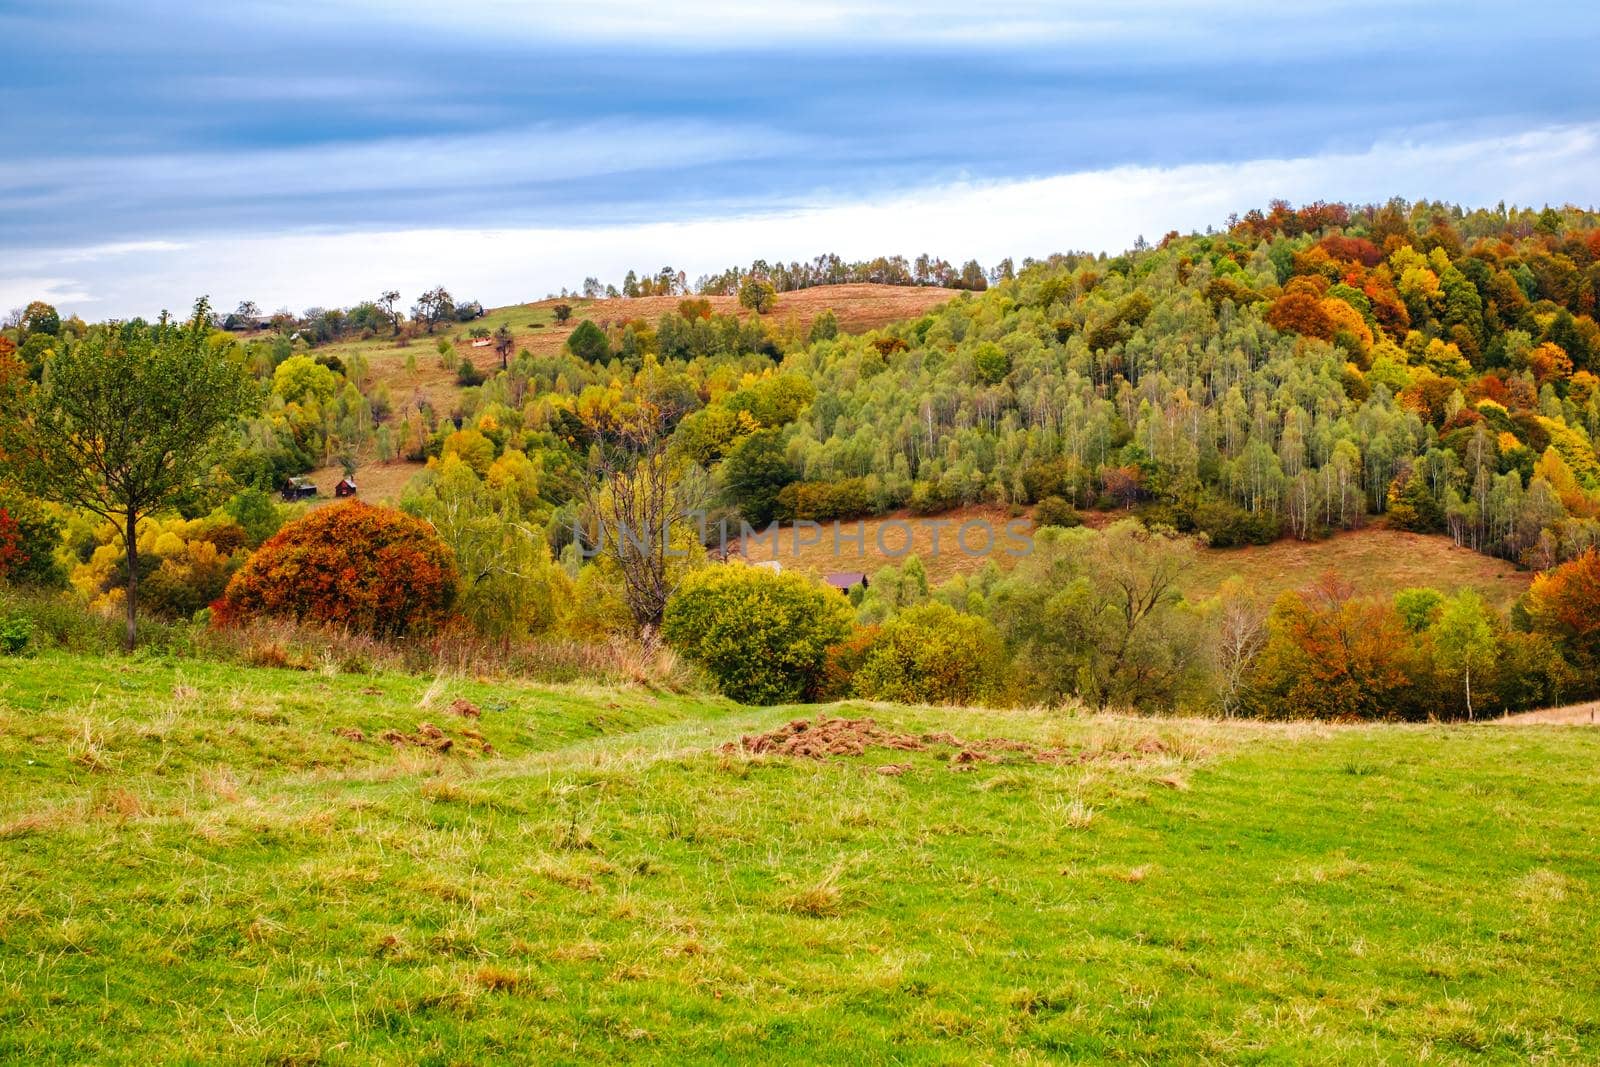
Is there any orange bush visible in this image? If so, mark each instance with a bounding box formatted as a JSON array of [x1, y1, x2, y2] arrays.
[[1524, 549, 1600, 669], [0, 508, 26, 579], [215, 502, 456, 637], [1265, 291, 1335, 340]]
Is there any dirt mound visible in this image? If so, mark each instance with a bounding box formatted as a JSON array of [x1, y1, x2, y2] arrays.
[[722, 716, 1080, 768], [721, 716, 1190, 773], [723, 717, 927, 758], [382, 722, 453, 752]]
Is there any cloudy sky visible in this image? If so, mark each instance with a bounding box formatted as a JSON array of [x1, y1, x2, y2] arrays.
[[3, 0, 1599, 318]]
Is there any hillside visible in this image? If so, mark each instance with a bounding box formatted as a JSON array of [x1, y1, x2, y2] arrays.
[[737, 507, 1532, 608], [3, 653, 1598, 1061], [297, 283, 960, 415]]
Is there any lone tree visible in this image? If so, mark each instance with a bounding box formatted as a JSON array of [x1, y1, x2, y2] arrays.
[[378, 289, 402, 335], [493, 323, 514, 370], [738, 277, 777, 314], [411, 286, 455, 333], [577, 387, 704, 633], [0, 299, 259, 650]]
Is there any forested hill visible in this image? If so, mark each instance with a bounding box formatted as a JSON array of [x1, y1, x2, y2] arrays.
[[748, 201, 1600, 566]]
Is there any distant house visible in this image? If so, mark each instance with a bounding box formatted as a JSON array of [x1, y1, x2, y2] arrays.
[[335, 476, 358, 498], [470, 338, 493, 348], [824, 571, 869, 594], [281, 476, 317, 502]]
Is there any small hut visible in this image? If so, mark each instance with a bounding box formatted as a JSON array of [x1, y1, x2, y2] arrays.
[[823, 571, 869, 595], [281, 476, 317, 501]]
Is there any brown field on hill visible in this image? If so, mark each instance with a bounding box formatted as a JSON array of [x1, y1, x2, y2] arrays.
[[1178, 525, 1531, 610], [300, 460, 424, 506], [295, 283, 960, 417], [733, 506, 1029, 586], [734, 507, 1533, 608]]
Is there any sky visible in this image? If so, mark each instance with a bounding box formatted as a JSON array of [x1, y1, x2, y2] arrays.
[[3, 0, 1599, 319]]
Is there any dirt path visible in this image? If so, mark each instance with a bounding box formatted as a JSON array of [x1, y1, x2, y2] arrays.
[[1496, 701, 1600, 725]]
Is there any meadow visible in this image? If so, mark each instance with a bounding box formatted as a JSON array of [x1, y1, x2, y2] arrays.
[[2, 652, 1596, 1063], [737, 507, 1533, 609]]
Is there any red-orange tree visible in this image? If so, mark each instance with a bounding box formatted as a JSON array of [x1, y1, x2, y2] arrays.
[[0, 508, 25, 579], [216, 502, 457, 636], [1524, 549, 1600, 672], [1250, 574, 1414, 720]]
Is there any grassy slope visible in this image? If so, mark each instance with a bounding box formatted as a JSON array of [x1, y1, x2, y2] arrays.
[[3, 655, 1597, 1063], [740, 508, 1533, 609]]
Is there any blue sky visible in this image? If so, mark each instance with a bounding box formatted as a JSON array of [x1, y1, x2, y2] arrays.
[[3, 0, 1599, 317]]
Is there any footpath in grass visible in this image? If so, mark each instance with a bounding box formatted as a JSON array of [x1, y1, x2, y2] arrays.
[[1, 654, 1597, 1063]]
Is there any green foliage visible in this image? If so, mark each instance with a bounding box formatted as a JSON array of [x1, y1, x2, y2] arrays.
[[662, 565, 851, 704], [972, 341, 1010, 385], [851, 601, 1005, 705], [738, 277, 777, 314], [1182, 496, 1281, 547], [0, 613, 32, 655], [0, 299, 260, 648], [1393, 587, 1444, 632], [0, 495, 65, 587], [272, 355, 338, 405], [1433, 590, 1496, 717], [401, 456, 569, 641], [776, 477, 880, 521], [807, 308, 839, 343], [566, 319, 610, 362], [720, 429, 796, 526], [1032, 496, 1081, 529], [223, 489, 284, 548], [455, 358, 485, 386], [21, 300, 61, 338], [991, 522, 1207, 710]]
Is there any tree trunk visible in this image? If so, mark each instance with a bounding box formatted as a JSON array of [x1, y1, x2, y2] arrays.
[[123, 508, 139, 653], [1464, 665, 1473, 721]]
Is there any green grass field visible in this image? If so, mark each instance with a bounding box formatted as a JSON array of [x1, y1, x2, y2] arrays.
[[3, 653, 1597, 1063]]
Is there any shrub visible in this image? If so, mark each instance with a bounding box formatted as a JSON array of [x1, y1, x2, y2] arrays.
[[1033, 495, 1081, 529], [662, 565, 851, 705], [816, 625, 881, 701], [906, 479, 957, 516], [566, 319, 610, 362], [775, 477, 878, 522], [0, 614, 32, 655], [0, 495, 65, 587], [1184, 497, 1280, 547], [216, 502, 457, 637], [69, 514, 246, 620], [455, 359, 485, 387], [851, 601, 1006, 706]]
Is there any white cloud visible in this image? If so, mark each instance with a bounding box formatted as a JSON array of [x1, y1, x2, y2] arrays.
[[10, 123, 1599, 320], [0, 278, 96, 311]]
